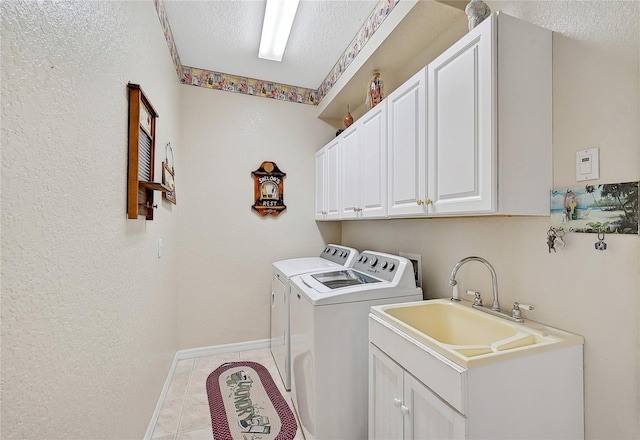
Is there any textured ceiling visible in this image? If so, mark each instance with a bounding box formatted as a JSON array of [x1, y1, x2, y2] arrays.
[[163, 0, 379, 90]]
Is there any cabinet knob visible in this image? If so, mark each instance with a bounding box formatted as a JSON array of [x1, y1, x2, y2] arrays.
[[416, 199, 423, 205], [425, 198, 432, 205], [416, 199, 432, 206], [393, 397, 402, 407], [400, 405, 410, 415]]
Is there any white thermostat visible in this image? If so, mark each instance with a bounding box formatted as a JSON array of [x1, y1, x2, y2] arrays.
[[576, 147, 599, 181]]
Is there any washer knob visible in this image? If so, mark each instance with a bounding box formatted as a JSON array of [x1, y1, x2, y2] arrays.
[[381, 261, 388, 269], [370, 257, 378, 267], [387, 263, 395, 271], [361, 256, 368, 263]]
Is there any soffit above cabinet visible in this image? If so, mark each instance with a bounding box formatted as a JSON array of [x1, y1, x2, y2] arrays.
[[317, 0, 467, 123]]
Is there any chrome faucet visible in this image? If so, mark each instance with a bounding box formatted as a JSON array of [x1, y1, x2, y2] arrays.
[[448, 256, 500, 312]]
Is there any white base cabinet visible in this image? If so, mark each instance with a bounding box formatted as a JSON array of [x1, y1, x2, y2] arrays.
[[369, 344, 465, 440], [369, 314, 584, 440]]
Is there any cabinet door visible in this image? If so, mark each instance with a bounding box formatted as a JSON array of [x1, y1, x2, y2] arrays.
[[340, 125, 361, 219], [404, 373, 466, 440], [314, 147, 327, 220], [427, 16, 495, 215], [360, 101, 387, 218], [325, 138, 341, 220], [369, 344, 404, 440], [387, 68, 427, 217]]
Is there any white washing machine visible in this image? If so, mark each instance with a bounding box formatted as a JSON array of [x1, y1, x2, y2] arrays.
[[289, 251, 423, 440], [271, 244, 359, 391]]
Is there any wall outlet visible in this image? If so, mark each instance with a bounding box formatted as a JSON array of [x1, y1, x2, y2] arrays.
[[399, 252, 422, 288]]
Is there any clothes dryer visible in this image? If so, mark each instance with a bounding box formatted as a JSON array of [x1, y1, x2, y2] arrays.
[[271, 244, 358, 391]]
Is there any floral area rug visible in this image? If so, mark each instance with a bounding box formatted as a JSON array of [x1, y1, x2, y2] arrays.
[[206, 361, 298, 440]]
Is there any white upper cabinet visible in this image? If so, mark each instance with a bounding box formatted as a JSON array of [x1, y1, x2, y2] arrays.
[[314, 147, 327, 219], [427, 12, 552, 216], [340, 101, 387, 219], [359, 101, 388, 218], [315, 138, 340, 220], [340, 124, 362, 219], [387, 68, 428, 218], [315, 12, 552, 221]]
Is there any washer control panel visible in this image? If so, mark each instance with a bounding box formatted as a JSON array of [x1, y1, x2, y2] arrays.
[[353, 251, 403, 282], [320, 245, 358, 265]]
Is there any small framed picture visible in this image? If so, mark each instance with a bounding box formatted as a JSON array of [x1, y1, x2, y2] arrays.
[[162, 162, 176, 204]]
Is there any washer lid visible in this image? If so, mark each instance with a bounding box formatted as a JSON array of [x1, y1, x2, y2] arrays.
[[272, 257, 340, 278]]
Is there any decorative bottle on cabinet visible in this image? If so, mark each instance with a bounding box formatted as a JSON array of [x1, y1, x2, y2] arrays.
[[343, 104, 354, 128], [367, 72, 384, 109]]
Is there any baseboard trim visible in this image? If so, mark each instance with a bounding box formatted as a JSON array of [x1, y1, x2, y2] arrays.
[[175, 338, 270, 360], [143, 338, 271, 439]]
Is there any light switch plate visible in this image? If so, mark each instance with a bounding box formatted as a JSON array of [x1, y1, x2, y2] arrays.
[[576, 147, 599, 181]]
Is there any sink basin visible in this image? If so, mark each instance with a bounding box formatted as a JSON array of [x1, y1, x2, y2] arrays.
[[385, 302, 518, 346], [370, 299, 582, 367]]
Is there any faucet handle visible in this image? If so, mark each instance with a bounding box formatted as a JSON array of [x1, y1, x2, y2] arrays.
[[466, 290, 483, 306], [512, 302, 534, 321]]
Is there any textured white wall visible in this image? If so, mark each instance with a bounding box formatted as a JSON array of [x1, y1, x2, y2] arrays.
[[175, 86, 339, 349], [343, 1, 640, 439], [1, 1, 181, 438]]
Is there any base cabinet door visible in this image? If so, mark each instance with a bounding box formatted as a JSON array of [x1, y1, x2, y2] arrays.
[[404, 373, 466, 440], [369, 344, 405, 439], [370, 344, 466, 440]]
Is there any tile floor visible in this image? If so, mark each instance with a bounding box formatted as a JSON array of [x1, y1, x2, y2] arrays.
[[151, 347, 305, 440]]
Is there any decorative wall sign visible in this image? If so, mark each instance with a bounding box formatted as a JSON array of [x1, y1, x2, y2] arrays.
[[551, 181, 639, 234], [251, 162, 286, 216]]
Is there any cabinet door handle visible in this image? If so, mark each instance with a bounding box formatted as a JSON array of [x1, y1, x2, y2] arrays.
[[400, 405, 410, 415], [393, 397, 402, 407]]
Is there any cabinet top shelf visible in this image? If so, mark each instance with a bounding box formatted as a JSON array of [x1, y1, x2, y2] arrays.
[[316, 0, 466, 124]]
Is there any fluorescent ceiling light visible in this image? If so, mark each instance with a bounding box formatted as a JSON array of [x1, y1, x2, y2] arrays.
[[258, 0, 300, 62]]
